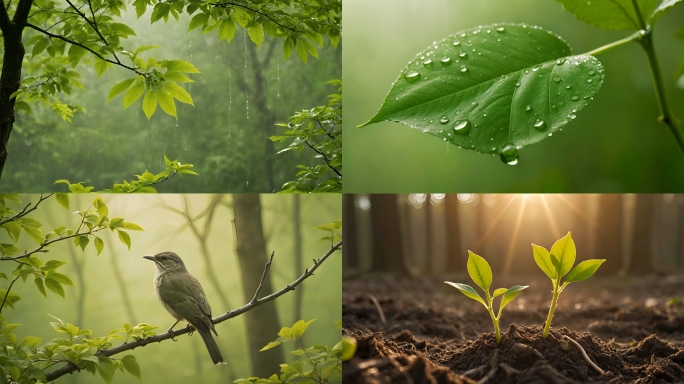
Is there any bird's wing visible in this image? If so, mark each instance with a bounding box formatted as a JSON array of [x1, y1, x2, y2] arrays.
[[159, 273, 211, 327]]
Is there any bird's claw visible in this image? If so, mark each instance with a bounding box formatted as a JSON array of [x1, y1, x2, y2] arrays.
[[187, 323, 194, 336], [168, 328, 177, 342]]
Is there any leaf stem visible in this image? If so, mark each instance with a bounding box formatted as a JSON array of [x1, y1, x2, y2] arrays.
[[485, 293, 501, 343], [638, 32, 684, 157], [543, 282, 560, 339], [582, 31, 643, 56]]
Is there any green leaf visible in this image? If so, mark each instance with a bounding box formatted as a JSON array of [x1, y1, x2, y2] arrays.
[[2, 221, 21, 242], [142, 90, 157, 119], [98, 356, 116, 383], [118, 231, 131, 250], [248, 23, 264, 47], [188, 13, 209, 31], [550, 232, 576, 277], [291, 319, 315, 338], [466, 251, 492, 292], [76, 235, 89, 251], [94, 237, 104, 255], [359, 24, 603, 164], [498, 285, 528, 315], [108, 79, 135, 102], [492, 288, 508, 299], [23, 226, 44, 244], [155, 89, 177, 117], [123, 77, 145, 108], [163, 82, 194, 105], [121, 355, 141, 380], [55, 193, 70, 209], [564, 259, 605, 283], [651, 0, 683, 24], [556, 0, 658, 30], [122, 222, 144, 231], [45, 278, 65, 298], [444, 281, 486, 307], [296, 39, 308, 63], [48, 272, 74, 286], [22, 336, 42, 347], [219, 18, 237, 42], [34, 277, 47, 297], [165, 60, 200, 73], [532, 244, 556, 280], [93, 197, 108, 218], [110, 23, 137, 37], [260, 340, 282, 351], [44, 260, 67, 270], [341, 336, 357, 362]]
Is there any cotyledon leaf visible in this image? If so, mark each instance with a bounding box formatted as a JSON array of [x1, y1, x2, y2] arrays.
[[556, 0, 658, 31], [359, 24, 604, 165]]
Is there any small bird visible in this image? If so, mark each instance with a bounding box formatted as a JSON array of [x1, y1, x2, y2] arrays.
[[143, 251, 226, 365]]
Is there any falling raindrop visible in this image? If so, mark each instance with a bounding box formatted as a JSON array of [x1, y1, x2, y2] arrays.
[[453, 120, 471, 134], [500, 143, 519, 165]]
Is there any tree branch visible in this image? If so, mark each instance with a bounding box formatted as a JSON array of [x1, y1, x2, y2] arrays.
[[25, 23, 144, 75], [0, 0, 11, 32], [305, 140, 342, 177], [0, 193, 52, 226], [205, 1, 298, 32], [0, 274, 20, 313], [1, 227, 106, 262], [44, 240, 342, 382], [12, 0, 33, 26]]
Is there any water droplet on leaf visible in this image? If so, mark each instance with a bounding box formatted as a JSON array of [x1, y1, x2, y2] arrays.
[[439, 116, 449, 124], [533, 119, 546, 130], [500, 143, 519, 165], [453, 120, 471, 134], [405, 71, 420, 82]]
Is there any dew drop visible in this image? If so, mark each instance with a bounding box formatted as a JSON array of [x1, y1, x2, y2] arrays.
[[554, 77, 562, 82], [459, 52, 467, 58], [571, 95, 579, 101], [587, 79, 593, 83], [556, 58, 565, 65], [453, 41, 461, 46], [440, 57, 451, 64], [500, 143, 519, 165], [439, 116, 450, 124], [453, 120, 471, 134], [589, 70, 596, 75], [496, 27, 505, 32], [533, 119, 547, 130], [460, 65, 468, 72], [405, 71, 420, 82], [423, 59, 433, 66], [525, 105, 532, 112]]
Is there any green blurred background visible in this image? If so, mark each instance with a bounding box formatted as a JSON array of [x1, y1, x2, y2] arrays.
[[2, 10, 340, 193], [344, 0, 684, 192], [2, 194, 341, 383]]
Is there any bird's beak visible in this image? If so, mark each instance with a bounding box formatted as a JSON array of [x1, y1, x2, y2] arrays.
[[143, 255, 157, 263]]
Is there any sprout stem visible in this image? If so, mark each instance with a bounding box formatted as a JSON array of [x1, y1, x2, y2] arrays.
[[486, 296, 501, 343], [582, 31, 643, 56], [543, 284, 560, 339]]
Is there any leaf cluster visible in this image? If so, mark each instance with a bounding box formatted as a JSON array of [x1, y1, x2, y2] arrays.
[[445, 251, 527, 322], [314, 220, 341, 248], [55, 155, 198, 193], [235, 319, 342, 384], [272, 79, 342, 193]]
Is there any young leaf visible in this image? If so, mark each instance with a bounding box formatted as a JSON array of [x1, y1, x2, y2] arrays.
[[47, 272, 74, 286], [650, 0, 683, 24], [467, 251, 492, 292], [444, 281, 486, 307], [142, 90, 157, 119], [55, 193, 70, 209], [550, 232, 576, 277], [45, 278, 65, 298], [260, 340, 282, 351], [118, 231, 132, 250], [532, 244, 556, 280], [121, 355, 142, 380], [556, 0, 658, 30], [492, 288, 507, 299], [34, 277, 47, 297], [564, 259, 606, 283], [341, 336, 357, 362], [498, 285, 528, 314], [359, 24, 603, 164], [155, 89, 177, 117], [94, 237, 105, 255], [123, 77, 145, 108], [248, 23, 264, 47]]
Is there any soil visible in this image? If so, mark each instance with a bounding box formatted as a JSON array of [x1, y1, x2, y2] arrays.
[[342, 273, 684, 383]]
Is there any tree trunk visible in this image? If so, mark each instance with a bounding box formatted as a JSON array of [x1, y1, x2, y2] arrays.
[[0, 22, 26, 179], [369, 194, 412, 275], [342, 194, 359, 269], [595, 194, 624, 275], [445, 195, 463, 272], [627, 194, 654, 275], [232, 194, 283, 376]]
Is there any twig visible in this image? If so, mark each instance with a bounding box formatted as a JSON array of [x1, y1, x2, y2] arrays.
[[250, 250, 275, 303], [44, 241, 342, 382], [366, 293, 386, 325], [0, 275, 20, 313], [563, 335, 605, 375], [477, 350, 498, 384], [0, 194, 52, 226]]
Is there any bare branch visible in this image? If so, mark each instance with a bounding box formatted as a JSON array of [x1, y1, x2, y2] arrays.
[[0, 275, 20, 313], [44, 240, 341, 382], [0, 193, 53, 227], [250, 250, 274, 303]]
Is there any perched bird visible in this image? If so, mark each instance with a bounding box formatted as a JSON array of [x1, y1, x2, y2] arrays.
[[143, 251, 226, 365]]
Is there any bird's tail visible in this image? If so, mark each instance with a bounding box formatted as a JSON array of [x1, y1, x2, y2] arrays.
[[196, 323, 226, 365]]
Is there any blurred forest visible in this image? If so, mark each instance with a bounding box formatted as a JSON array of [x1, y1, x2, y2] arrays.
[[1, 194, 341, 383], [2, 11, 340, 193], [344, 0, 684, 192], [343, 194, 684, 277]]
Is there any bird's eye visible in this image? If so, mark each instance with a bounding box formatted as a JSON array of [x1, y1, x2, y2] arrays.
[[161, 256, 167, 260]]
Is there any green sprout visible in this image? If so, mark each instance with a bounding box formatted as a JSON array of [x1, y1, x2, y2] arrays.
[[445, 251, 528, 343], [532, 232, 605, 339]]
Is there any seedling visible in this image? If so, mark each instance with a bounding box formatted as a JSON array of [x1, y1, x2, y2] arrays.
[[532, 232, 605, 339], [445, 251, 528, 343]]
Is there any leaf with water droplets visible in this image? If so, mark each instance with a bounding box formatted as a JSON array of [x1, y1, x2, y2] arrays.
[[556, 0, 658, 30], [650, 0, 683, 25], [359, 24, 604, 164]]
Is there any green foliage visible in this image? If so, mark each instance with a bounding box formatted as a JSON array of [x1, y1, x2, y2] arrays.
[[340, 337, 357, 362], [314, 220, 342, 247], [532, 232, 605, 338], [360, 24, 603, 165], [8, 0, 341, 121], [0, 195, 149, 383], [272, 80, 342, 193], [55, 155, 197, 193], [444, 251, 528, 343], [235, 319, 342, 384], [361, 0, 684, 164]]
